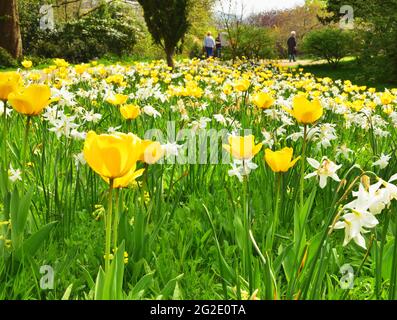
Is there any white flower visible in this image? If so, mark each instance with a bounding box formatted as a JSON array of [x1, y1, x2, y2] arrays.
[[305, 157, 342, 188], [8, 165, 22, 183], [227, 159, 258, 182], [143, 105, 161, 118], [373, 153, 391, 169], [48, 114, 79, 139], [214, 114, 227, 125], [336, 144, 354, 160], [334, 209, 379, 249], [261, 129, 274, 149], [107, 126, 122, 133], [345, 182, 387, 215], [83, 110, 102, 123], [0, 101, 12, 117], [73, 152, 86, 169], [70, 129, 86, 140], [162, 142, 183, 157]]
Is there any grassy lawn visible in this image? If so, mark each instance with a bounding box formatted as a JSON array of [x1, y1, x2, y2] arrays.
[[299, 59, 396, 90]]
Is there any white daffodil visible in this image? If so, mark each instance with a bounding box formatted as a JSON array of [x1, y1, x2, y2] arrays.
[[334, 209, 379, 249], [345, 182, 387, 215], [305, 157, 342, 188], [73, 152, 86, 169], [8, 165, 22, 183], [162, 142, 183, 158], [373, 153, 391, 169], [142, 105, 161, 118], [336, 144, 354, 160], [227, 159, 258, 182]]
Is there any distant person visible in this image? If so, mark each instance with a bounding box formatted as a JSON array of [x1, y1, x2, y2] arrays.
[[204, 32, 215, 58], [287, 31, 297, 62], [215, 33, 222, 58]]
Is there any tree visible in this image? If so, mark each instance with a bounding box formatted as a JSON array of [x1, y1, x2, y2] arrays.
[[323, 0, 397, 83], [0, 0, 23, 59], [217, 0, 245, 62], [137, 0, 190, 68]]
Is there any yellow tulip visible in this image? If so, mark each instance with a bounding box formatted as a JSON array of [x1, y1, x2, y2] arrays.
[[0, 72, 21, 101], [120, 104, 140, 120], [264, 147, 301, 172], [234, 79, 250, 92], [289, 95, 323, 124], [223, 135, 263, 160], [381, 92, 394, 105], [83, 131, 141, 179], [8, 84, 51, 116], [106, 94, 129, 106], [139, 141, 165, 164], [102, 164, 145, 188], [252, 92, 274, 109], [75, 64, 89, 75], [21, 60, 33, 69]]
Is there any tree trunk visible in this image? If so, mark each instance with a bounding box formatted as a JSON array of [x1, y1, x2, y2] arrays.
[[0, 0, 23, 59], [165, 46, 175, 69]]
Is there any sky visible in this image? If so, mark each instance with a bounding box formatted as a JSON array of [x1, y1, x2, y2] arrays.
[[215, 0, 306, 15]]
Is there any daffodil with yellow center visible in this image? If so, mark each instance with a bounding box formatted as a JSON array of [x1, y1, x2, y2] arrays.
[[8, 84, 51, 116], [252, 92, 274, 109], [264, 147, 300, 172], [287, 95, 323, 124], [223, 135, 263, 160]]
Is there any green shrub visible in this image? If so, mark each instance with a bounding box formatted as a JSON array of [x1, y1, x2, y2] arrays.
[[20, 3, 137, 63], [222, 25, 275, 60], [302, 27, 355, 65], [0, 47, 18, 69]]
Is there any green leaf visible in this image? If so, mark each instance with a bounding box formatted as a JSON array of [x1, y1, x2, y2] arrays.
[[128, 272, 154, 300], [62, 284, 73, 300], [14, 221, 57, 261]]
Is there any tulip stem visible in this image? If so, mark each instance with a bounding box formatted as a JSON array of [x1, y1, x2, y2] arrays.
[[113, 188, 120, 250], [105, 178, 114, 273], [3, 101, 8, 173], [242, 175, 253, 294], [21, 116, 32, 182], [271, 173, 282, 250], [300, 124, 308, 208]]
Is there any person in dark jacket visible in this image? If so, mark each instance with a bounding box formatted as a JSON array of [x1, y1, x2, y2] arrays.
[[215, 33, 222, 58], [287, 31, 297, 62]]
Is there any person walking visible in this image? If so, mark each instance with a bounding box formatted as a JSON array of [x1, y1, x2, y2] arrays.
[[287, 31, 297, 62], [215, 33, 222, 58], [204, 32, 215, 58]]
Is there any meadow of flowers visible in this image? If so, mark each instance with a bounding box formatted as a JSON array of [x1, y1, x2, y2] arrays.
[[1, 57, 397, 300]]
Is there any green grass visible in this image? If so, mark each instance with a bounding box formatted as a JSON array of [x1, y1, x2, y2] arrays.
[[299, 59, 396, 90]]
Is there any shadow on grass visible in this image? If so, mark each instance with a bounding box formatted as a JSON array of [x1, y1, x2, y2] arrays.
[[299, 59, 396, 90]]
